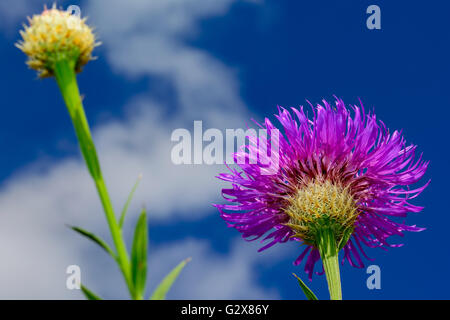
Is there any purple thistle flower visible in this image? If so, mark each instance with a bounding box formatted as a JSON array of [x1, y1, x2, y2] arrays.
[[215, 97, 429, 281]]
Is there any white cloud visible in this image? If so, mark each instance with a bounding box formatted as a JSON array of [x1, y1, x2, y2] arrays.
[[85, 0, 251, 123], [0, 185, 283, 299], [146, 238, 281, 300], [81, 0, 257, 218], [91, 98, 236, 219], [88, 238, 286, 300], [0, 158, 100, 299]]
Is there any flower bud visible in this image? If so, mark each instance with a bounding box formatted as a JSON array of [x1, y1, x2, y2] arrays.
[[16, 5, 98, 78]]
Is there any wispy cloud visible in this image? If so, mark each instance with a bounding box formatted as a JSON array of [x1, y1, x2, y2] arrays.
[[86, 0, 252, 125], [89, 238, 285, 300]]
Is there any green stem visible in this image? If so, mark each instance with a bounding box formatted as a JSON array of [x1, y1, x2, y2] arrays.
[[317, 228, 342, 300], [53, 59, 136, 299]]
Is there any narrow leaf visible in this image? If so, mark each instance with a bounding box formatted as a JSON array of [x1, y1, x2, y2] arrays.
[[69, 225, 116, 258], [337, 228, 353, 251], [119, 174, 142, 228], [292, 273, 318, 300], [150, 258, 191, 300], [81, 284, 102, 300], [73, 109, 102, 180], [131, 208, 148, 298]]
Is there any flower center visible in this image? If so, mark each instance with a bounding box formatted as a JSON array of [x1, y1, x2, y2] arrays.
[[284, 179, 358, 247]]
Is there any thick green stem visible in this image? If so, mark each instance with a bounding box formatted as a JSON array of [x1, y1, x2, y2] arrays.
[[53, 59, 135, 299], [317, 228, 342, 300]]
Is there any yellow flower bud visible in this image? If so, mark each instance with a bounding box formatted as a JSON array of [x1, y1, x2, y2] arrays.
[[16, 4, 99, 78]]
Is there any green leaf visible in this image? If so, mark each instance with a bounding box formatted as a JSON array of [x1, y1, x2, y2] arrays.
[[81, 284, 102, 300], [131, 208, 148, 299], [292, 273, 318, 300], [72, 108, 102, 180], [69, 225, 116, 258], [337, 227, 353, 251], [119, 174, 142, 229], [150, 258, 191, 300]]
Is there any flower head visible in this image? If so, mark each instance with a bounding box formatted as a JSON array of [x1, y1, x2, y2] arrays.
[[215, 98, 429, 280], [16, 4, 98, 77]]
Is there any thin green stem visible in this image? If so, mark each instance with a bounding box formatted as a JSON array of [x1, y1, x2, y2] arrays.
[[53, 59, 136, 299], [317, 228, 342, 300], [94, 178, 133, 294]]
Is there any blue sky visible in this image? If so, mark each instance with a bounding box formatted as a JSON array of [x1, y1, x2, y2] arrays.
[[0, 0, 447, 299]]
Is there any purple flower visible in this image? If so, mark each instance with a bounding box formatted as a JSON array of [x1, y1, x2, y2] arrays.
[[215, 98, 429, 280]]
